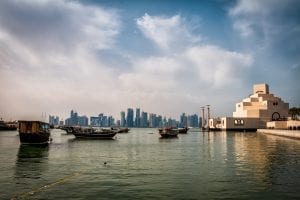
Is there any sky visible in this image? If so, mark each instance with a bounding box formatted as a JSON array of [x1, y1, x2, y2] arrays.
[[0, 0, 299, 121]]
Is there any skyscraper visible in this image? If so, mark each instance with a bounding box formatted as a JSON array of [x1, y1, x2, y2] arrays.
[[120, 111, 125, 127], [135, 108, 141, 127], [126, 108, 134, 127], [180, 113, 187, 127], [141, 111, 148, 127]]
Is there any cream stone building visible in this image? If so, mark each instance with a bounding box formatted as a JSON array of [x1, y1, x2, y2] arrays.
[[233, 84, 289, 122], [209, 84, 290, 131]]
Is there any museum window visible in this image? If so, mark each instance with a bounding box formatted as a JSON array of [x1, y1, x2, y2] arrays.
[[234, 119, 244, 126]]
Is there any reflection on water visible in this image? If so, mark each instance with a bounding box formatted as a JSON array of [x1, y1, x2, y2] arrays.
[[0, 129, 299, 199], [231, 132, 300, 197], [15, 145, 49, 180]]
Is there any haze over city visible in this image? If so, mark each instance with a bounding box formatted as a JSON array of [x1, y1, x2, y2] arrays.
[[0, 0, 299, 121]]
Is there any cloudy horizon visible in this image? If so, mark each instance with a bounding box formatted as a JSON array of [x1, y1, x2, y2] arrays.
[[0, 0, 299, 121]]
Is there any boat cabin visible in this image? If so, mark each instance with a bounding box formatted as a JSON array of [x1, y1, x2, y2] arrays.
[[19, 121, 50, 134]]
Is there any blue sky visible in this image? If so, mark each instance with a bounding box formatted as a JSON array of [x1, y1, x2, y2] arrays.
[[0, 0, 299, 121]]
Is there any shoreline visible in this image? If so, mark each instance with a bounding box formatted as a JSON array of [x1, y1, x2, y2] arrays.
[[257, 129, 300, 139]]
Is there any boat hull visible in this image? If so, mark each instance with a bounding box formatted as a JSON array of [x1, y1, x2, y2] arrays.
[[159, 133, 178, 138], [73, 132, 117, 139], [158, 128, 179, 138], [0, 126, 17, 131], [178, 128, 189, 134], [19, 132, 51, 145]]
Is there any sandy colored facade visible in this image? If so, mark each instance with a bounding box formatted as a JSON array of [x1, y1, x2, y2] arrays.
[[209, 84, 290, 131], [233, 84, 289, 122]]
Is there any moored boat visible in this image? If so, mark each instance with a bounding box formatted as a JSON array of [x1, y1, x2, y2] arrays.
[[61, 126, 80, 134], [112, 127, 130, 133], [73, 127, 117, 139], [178, 127, 189, 134], [18, 121, 51, 145], [0, 119, 18, 131], [159, 127, 178, 138]]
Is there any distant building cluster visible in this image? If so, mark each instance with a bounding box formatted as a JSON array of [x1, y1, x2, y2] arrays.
[[50, 108, 201, 128], [49, 115, 59, 126], [120, 108, 201, 128], [64, 110, 88, 126], [90, 113, 115, 127]]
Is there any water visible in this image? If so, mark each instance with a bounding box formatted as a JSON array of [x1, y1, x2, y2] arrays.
[[1, 129, 300, 199]]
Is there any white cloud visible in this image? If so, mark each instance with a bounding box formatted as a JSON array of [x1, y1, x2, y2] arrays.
[[184, 45, 253, 87], [0, 3, 255, 120], [0, 0, 121, 119], [136, 13, 200, 51]]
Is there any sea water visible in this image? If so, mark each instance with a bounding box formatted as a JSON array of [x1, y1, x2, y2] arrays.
[[0, 129, 300, 199]]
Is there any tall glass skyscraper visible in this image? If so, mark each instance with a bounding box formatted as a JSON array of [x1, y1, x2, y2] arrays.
[[120, 111, 126, 127], [135, 108, 141, 127], [126, 108, 134, 127]]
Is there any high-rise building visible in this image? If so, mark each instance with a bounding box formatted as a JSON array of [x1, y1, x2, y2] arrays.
[[120, 111, 126, 127], [180, 113, 187, 127], [141, 112, 148, 127], [199, 117, 202, 128], [135, 108, 141, 127], [90, 113, 115, 127], [157, 115, 163, 127], [108, 116, 114, 127], [49, 115, 59, 126], [78, 116, 88, 126], [187, 114, 199, 127], [65, 110, 90, 126], [127, 108, 134, 127], [149, 113, 156, 128]]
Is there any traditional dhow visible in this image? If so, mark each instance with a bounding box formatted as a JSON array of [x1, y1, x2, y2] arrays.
[[61, 126, 80, 134], [158, 127, 179, 138], [112, 127, 130, 133], [18, 121, 51, 145], [73, 127, 117, 139], [0, 119, 18, 131], [178, 127, 189, 134]]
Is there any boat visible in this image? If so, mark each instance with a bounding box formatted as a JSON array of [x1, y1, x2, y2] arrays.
[[0, 119, 18, 131], [61, 126, 80, 134], [112, 127, 130, 133], [18, 121, 51, 145], [158, 127, 178, 138], [178, 127, 189, 134], [73, 127, 117, 139]]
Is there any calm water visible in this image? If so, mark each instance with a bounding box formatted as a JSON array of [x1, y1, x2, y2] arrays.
[[0, 129, 300, 199]]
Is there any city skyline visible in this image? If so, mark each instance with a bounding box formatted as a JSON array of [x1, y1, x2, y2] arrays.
[[0, 0, 299, 121], [56, 108, 201, 128]]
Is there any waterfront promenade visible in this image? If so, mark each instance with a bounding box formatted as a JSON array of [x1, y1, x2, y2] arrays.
[[257, 129, 300, 139]]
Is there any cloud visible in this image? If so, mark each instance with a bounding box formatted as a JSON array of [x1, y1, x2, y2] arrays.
[[229, 0, 300, 45], [0, 3, 255, 120], [0, 0, 121, 119], [115, 13, 253, 116], [136, 13, 200, 51]]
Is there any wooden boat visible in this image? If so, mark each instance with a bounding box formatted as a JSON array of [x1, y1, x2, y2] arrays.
[[0, 119, 18, 131], [61, 126, 80, 134], [178, 127, 189, 134], [158, 127, 178, 138], [18, 121, 51, 145], [73, 127, 117, 139], [111, 127, 130, 133]]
